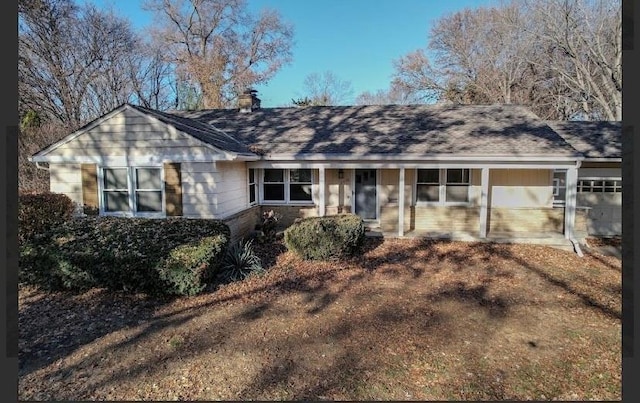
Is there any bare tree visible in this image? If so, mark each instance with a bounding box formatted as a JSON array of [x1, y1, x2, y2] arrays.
[[144, 0, 294, 109], [19, 0, 152, 128], [355, 81, 423, 105], [293, 71, 354, 106], [390, 0, 620, 120], [520, 0, 621, 120]]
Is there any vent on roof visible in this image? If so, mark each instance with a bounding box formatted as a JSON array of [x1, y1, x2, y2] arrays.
[[238, 89, 261, 113]]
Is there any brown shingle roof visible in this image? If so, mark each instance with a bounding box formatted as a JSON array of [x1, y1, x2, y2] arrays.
[[173, 104, 581, 158], [546, 121, 621, 159]]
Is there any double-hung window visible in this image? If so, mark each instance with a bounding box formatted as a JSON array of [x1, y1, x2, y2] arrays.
[[101, 167, 164, 216], [416, 168, 470, 205], [261, 168, 313, 203]]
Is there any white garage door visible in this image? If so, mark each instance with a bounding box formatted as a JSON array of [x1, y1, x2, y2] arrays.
[[577, 178, 622, 236]]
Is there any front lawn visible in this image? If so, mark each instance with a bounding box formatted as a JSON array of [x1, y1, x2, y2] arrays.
[[18, 238, 621, 400]]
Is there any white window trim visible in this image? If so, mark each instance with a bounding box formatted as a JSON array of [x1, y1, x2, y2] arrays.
[[98, 165, 166, 218], [259, 168, 315, 205], [247, 167, 257, 206], [577, 177, 622, 193], [414, 168, 471, 206]]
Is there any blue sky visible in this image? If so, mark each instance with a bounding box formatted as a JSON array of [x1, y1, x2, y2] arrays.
[[88, 0, 497, 107]]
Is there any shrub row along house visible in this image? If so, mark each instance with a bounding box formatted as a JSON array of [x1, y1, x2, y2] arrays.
[[30, 91, 621, 246]]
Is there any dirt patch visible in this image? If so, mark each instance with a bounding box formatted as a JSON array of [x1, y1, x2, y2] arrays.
[[19, 238, 621, 400]]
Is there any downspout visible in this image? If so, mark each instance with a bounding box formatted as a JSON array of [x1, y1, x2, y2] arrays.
[[35, 161, 49, 171]]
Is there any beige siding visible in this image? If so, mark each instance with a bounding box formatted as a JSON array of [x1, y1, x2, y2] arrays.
[[325, 168, 352, 209], [47, 107, 221, 159], [49, 163, 83, 214], [489, 169, 553, 208], [181, 161, 248, 218]]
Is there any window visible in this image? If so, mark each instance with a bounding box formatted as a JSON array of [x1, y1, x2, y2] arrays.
[[416, 169, 440, 203], [445, 169, 470, 203], [248, 168, 257, 205], [289, 169, 313, 201], [416, 168, 470, 204], [261, 168, 314, 204], [552, 170, 566, 206], [101, 167, 163, 216], [263, 169, 285, 201], [578, 178, 622, 193]]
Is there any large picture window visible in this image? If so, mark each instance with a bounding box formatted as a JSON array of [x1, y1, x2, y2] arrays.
[[261, 168, 314, 204], [416, 168, 470, 205], [101, 167, 164, 216]]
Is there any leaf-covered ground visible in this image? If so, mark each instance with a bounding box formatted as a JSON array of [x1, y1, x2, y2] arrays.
[[18, 238, 621, 400]]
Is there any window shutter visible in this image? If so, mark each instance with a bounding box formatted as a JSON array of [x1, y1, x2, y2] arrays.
[[164, 162, 183, 216], [81, 164, 99, 215]]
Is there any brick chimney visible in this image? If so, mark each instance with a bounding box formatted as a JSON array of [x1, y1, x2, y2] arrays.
[[238, 89, 261, 113]]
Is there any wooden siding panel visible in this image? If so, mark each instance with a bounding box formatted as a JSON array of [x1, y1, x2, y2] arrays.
[[489, 169, 553, 208], [164, 163, 182, 216], [81, 164, 99, 215]]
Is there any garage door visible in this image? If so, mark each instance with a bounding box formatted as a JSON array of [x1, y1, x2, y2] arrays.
[[577, 178, 622, 236]]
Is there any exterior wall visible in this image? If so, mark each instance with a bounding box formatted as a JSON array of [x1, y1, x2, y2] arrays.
[[47, 107, 220, 159], [49, 163, 84, 214], [325, 168, 352, 211], [223, 205, 261, 243], [181, 161, 248, 218], [489, 169, 553, 208], [576, 163, 622, 235], [488, 207, 564, 233], [410, 206, 479, 234], [262, 205, 318, 229]]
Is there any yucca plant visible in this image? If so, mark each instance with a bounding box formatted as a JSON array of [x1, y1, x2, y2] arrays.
[[220, 239, 264, 282]]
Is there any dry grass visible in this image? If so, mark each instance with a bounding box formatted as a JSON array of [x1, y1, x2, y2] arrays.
[[19, 238, 621, 400]]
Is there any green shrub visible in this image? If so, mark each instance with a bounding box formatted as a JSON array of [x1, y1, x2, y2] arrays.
[[18, 217, 230, 296], [284, 214, 365, 260], [156, 235, 228, 296], [220, 239, 264, 282], [18, 192, 76, 245]]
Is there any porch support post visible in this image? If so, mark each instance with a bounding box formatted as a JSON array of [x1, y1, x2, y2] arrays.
[[479, 167, 489, 238], [319, 167, 326, 217], [564, 166, 578, 239], [398, 167, 405, 237]]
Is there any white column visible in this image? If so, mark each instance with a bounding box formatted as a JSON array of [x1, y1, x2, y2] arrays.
[[319, 167, 326, 217], [479, 167, 489, 238], [564, 167, 578, 239], [398, 167, 405, 237]]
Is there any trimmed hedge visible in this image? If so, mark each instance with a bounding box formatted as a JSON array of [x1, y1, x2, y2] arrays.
[[19, 192, 76, 245], [284, 214, 365, 260], [19, 217, 230, 296]]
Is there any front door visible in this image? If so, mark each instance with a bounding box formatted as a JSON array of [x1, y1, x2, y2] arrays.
[[355, 169, 377, 220]]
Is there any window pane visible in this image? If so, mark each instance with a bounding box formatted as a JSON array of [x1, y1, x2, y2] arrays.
[[263, 184, 284, 201], [136, 168, 161, 190], [417, 169, 439, 184], [416, 184, 439, 202], [290, 184, 313, 201], [446, 185, 469, 202], [249, 184, 256, 203], [104, 168, 128, 189], [264, 169, 284, 183], [446, 169, 469, 184], [249, 169, 255, 184], [290, 169, 312, 183], [105, 191, 130, 212], [136, 191, 162, 212]]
